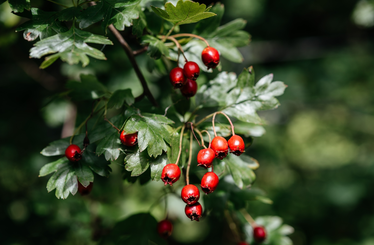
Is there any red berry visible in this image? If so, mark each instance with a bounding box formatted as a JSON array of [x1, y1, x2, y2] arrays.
[[181, 184, 200, 205], [197, 148, 215, 169], [238, 242, 249, 245], [185, 202, 203, 221], [157, 219, 173, 238], [183, 61, 200, 80], [211, 136, 228, 159], [120, 130, 138, 147], [78, 182, 93, 196], [180, 79, 198, 98], [161, 164, 181, 186], [200, 172, 219, 194], [253, 226, 267, 243], [228, 135, 245, 156], [169, 67, 186, 88], [201, 46, 220, 69], [65, 144, 82, 162]]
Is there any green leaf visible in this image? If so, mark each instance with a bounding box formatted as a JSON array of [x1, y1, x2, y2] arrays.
[[141, 35, 169, 59], [124, 149, 150, 176], [149, 154, 168, 180], [41, 134, 85, 156], [166, 127, 180, 164], [132, 8, 147, 37], [89, 114, 126, 143], [8, 0, 30, 13], [46, 163, 77, 199], [194, 3, 224, 36], [82, 145, 112, 177], [16, 8, 68, 41], [77, 0, 141, 31], [100, 213, 167, 245], [30, 26, 113, 68], [39, 157, 69, 177], [58, 6, 82, 21], [171, 89, 190, 116], [224, 154, 256, 189], [254, 74, 288, 110], [107, 89, 135, 109], [124, 113, 174, 157], [66, 74, 108, 101], [75, 164, 94, 187], [151, 0, 215, 26], [96, 131, 121, 161]]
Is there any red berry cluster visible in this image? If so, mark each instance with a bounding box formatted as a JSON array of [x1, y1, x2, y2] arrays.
[[169, 46, 220, 98]]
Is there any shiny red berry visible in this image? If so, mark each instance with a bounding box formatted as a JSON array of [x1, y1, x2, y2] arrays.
[[200, 172, 219, 194], [185, 202, 203, 221], [253, 226, 267, 243], [78, 182, 93, 195], [157, 219, 173, 238], [183, 61, 200, 80], [169, 67, 186, 88], [197, 148, 215, 169], [211, 136, 228, 159], [181, 184, 200, 205], [65, 144, 82, 162], [201, 46, 220, 69], [161, 164, 181, 186], [228, 135, 245, 156], [120, 130, 138, 146], [180, 79, 198, 98]]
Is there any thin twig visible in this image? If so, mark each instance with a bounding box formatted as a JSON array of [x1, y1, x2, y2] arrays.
[[212, 111, 235, 137], [193, 128, 206, 149], [160, 35, 188, 62], [201, 130, 212, 148], [133, 46, 148, 56], [240, 209, 257, 228], [170, 33, 210, 47], [175, 125, 186, 165]]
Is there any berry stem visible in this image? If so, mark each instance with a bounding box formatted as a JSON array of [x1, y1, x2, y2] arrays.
[[193, 127, 206, 149], [240, 209, 257, 228], [175, 125, 186, 166], [194, 112, 215, 127], [212, 112, 235, 137], [162, 36, 188, 62], [170, 33, 210, 47], [200, 130, 212, 148], [186, 130, 193, 185], [224, 209, 242, 243], [104, 104, 120, 133]]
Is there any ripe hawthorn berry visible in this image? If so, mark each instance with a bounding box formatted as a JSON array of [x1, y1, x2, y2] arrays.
[[65, 144, 82, 162], [228, 135, 245, 156], [183, 61, 200, 80], [157, 219, 173, 238], [181, 184, 200, 205], [185, 202, 203, 221], [180, 79, 198, 98], [169, 67, 186, 88], [78, 182, 93, 196], [201, 46, 220, 69], [161, 164, 181, 186], [253, 226, 267, 243], [120, 130, 138, 147], [197, 148, 215, 169], [200, 172, 219, 194], [211, 136, 229, 159]]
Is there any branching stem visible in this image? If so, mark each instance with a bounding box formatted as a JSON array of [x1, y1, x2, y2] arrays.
[[170, 33, 210, 47], [212, 111, 235, 137], [201, 130, 212, 148], [193, 127, 206, 149], [160, 35, 188, 62]]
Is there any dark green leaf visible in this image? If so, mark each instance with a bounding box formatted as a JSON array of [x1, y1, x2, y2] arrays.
[[171, 89, 190, 116], [66, 74, 108, 101], [224, 154, 256, 189], [100, 213, 167, 245], [89, 114, 125, 143], [75, 164, 94, 187], [82, 145, 112, 177], [107, 89, 134, 109], [111, 0, 141, 31], [151, 0, 215, 25], [77, 1, 111, 29], [132, 7, 147, 37], [39, 157, 69, 177], [149, 154, 168, 180], [8, 0, 30, 13], [194, 3, 224, 36], [124, 113, 174, 157], [166, 128, 179, 164], [41, 134, 85, 156], [58, 6, 82, 21], [30, 26, 113, 68], [96, 131, 121, 161], [16, 8, 68, 41], [141, 35, 169, 59]]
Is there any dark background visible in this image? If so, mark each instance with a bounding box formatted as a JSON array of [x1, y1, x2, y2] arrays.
[[1, 0, 374, 244]]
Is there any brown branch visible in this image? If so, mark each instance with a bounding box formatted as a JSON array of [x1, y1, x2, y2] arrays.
[[133, 46, 148, 56], [88, 2, 158, 107]]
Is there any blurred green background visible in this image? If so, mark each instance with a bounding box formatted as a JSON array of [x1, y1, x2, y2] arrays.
[[1, 0, 374, 244]]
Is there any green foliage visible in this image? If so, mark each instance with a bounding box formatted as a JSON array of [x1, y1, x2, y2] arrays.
[[151, 0, 215, 26], [66, 74, 108, 101], [8, 0, 30, 13], [141, 35, 169, 59]]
